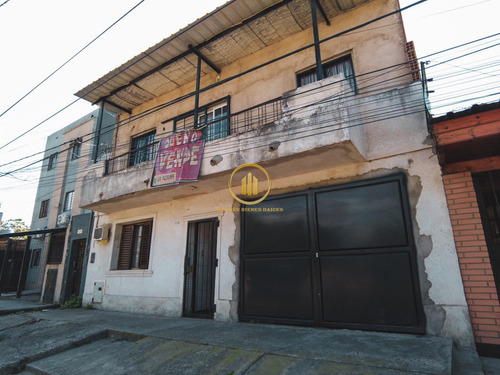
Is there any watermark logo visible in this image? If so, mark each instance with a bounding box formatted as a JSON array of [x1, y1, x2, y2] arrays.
[[228, 163, 271, 205]]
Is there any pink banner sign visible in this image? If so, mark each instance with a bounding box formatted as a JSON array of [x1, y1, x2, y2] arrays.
[[151, 130, 205, 187]]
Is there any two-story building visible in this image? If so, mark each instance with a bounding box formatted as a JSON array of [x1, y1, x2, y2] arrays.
[[76, 0, 474, 346]]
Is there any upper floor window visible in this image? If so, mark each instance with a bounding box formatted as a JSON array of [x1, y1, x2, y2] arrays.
[[198, 103, 229, 141], [47, 153, 58, 171], [70, 138, 82, 160], [297, 55, 356, 93], [39, 199, 50, 218], [129, 130, 156, 167], [64, 191, 74, 212], [117, 220, 153, 270], [173, 97, 230, 142]]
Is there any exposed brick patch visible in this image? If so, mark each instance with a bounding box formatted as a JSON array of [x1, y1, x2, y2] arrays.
[[443, 172, 500, 345], [405, 41, 421, 82]]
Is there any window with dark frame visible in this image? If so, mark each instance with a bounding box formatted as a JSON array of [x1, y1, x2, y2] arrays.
[[70, 138, 82, 160], [47, 153, 58, 171], [297, 55, 357, 93], [63, 191, 74, 212], [31, 249, 41, 268], [173, 98, 230, 142], [39, 199, 50, 218], [117, 220, 153, 270], [198, 103, 229, 142], [129, 130, 156, 167]]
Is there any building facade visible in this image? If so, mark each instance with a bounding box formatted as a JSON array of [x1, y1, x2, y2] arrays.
[[77, 0, 474, 345], [28, 109, 116, 303], [432, 101, 500, 355]]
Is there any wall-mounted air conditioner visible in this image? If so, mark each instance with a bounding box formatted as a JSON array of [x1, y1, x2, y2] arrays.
[[57, 213, 70, 226], [94, 224, 111, 241]]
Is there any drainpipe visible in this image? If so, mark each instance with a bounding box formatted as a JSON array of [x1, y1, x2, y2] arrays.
[[310, 0, 323, 81]]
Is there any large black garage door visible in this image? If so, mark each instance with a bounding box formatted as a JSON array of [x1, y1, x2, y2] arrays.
[[240, 174, 425, 333]]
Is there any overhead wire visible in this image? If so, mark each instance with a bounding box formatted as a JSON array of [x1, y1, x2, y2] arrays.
[[0, 0, 146, 150], [1, 2, 498, 182]]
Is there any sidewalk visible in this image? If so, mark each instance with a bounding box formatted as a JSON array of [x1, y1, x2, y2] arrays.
[[0, 308, 460, 375], [0, 296, 55, 316]]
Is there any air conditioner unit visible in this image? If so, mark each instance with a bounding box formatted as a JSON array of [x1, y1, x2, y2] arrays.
[[94, 224, 111, 241], [57, 213, 70, 226]]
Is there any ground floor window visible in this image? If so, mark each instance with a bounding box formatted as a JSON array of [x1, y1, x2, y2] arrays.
[[30, 249, 41, 268], [117, 220, 153, 270]]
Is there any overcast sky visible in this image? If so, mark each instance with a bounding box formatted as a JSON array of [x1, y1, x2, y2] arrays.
[[0, 0, 498, 224]]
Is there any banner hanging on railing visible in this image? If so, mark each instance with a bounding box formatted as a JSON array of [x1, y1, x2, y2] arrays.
[[151, 130, 205, 187]]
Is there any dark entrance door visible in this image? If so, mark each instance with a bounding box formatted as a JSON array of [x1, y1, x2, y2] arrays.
[[70, 239, 86, 297], [474, 171, 500, 301], [183, 218, 218, 318], [240, 174, 425, 333]]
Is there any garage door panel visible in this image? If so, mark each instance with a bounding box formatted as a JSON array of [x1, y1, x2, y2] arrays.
[[320, 252, 419, 327], [242, 257, 314, 320], [316, 181, 408, 251], [244, 195, 310, 254], [240, 174, 424, 333]]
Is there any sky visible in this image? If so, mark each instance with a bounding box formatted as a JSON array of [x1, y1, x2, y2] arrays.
[[0, 0, 498, 225]]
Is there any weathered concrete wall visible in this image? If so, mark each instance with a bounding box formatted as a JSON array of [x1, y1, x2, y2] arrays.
[[82, 144, 474, 346], [110, 0, 411, 166]]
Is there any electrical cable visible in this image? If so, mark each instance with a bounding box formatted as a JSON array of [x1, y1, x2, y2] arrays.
[[0, 0, 146, 149]]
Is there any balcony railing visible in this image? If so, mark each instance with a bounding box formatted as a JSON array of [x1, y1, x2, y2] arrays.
[[105, 141, 159, 175], [104, 97, 283, 176]]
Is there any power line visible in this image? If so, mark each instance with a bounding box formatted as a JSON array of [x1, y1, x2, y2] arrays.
[[0, 0, 427, 153], [1, 6, 497, 177], [0, 0, 146, 149]]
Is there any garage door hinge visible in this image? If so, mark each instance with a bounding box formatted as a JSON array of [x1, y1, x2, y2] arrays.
[[315, 252, 318, 258]]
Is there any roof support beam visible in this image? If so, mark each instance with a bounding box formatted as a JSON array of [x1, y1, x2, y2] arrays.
[[189, 45, 221, 74], [103, 99, 132, 114], [193, 55, 202, 127], [315, 0, 331, 26], [94, 0, 294, 105], [93, 101, 105, 163], [310, 0, 324, 81]]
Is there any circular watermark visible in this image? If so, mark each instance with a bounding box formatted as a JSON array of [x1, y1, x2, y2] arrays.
[[228, 163, 271, 205]]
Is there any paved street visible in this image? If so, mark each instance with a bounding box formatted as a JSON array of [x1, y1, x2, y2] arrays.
[[0, 299, 495, 374]]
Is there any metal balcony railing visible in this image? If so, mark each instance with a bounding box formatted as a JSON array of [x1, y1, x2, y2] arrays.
[[104, 141, 159, 176], [103, 97, 283, 176]]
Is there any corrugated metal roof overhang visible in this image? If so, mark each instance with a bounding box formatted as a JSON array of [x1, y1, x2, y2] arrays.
[[75, 0, 371, 112]]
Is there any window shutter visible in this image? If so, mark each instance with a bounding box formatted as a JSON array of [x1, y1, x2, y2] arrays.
[[139, 221, 152, 269], [117, 224, 134, 270]]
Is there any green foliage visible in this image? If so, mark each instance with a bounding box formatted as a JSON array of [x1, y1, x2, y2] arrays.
[[0, 218, 29, 233], [61, 295, 82, 309]]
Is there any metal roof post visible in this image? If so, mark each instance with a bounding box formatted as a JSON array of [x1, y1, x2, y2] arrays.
[[194, 55, 202, 128], [93, 101, 105, 163], [310, 0, 323, 81]]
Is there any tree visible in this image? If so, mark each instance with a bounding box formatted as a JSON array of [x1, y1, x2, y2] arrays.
[[0, 219, 29, 233]]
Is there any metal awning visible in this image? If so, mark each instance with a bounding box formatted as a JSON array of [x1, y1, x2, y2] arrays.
[[75, 0, 370, 113]]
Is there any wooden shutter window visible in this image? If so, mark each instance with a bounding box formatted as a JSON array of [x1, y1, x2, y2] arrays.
[[139, 221, 152, 269], [117, 224, 134, 270]]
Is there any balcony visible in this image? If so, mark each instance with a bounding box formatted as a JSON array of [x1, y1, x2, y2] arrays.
[[80, 77, 426, 213]]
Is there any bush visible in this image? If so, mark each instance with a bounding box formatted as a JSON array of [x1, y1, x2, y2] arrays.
[[61, 295, 82, 309]]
